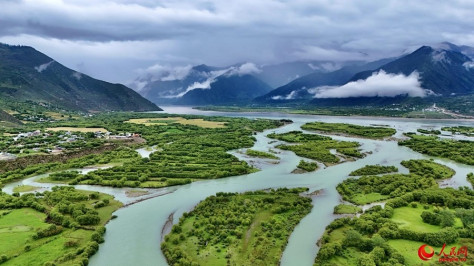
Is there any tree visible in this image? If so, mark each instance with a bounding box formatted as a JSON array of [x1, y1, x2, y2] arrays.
[[344, 229, 363, 247], [439, 210, 455, 228]]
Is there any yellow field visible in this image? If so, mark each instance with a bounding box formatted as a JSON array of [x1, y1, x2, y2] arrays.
[[126, 117, 226, 128], [46, 127, 108, 133]]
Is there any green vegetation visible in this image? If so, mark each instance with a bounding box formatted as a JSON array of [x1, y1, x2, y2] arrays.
[[316, 187, 474, 265], [0, 186, 121, 265], [161, 188, 312, 266], [126, 117, 226, 128], [194, 106, 411, 118], [442, 126, 474, 136], [338, 160, 454, 205], [12, 185, 39, 193], [301, 122, 396, 138], [468, 173, 474, 187], [401, 159, 455, 179], [296, 160, 318, 172], [349, 165, 398, 176], [333, 204, 362, 214], [267, 131, 331, 143], [245, 149, 279, 160], [338, 174, 436, 205], [417, 128, 441, 135], [316, 151, 474, 265], [48, 171, 82, 182], [267, 131, 362, 165], [399, 133, 474, 165], [0, 147, 139, 186], [1, 113, 284, 189]]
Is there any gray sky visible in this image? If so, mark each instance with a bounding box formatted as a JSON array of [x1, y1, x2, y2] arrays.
[[1, 0, 474, 85]]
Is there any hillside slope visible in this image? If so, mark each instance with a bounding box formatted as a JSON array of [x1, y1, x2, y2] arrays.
[[0, 43, 160, 112]]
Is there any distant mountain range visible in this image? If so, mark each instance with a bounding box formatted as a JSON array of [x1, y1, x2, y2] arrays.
[[254, 58, 395, 103], [0, 43, 160, 112], [256, 42, 474, 106], [350, 45, 474, 96], [135, 63, 274, 105], [177, 73, 272, 105], [2, 41, 473, 113]]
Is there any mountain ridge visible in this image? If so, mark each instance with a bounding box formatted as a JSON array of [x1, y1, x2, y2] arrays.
[[0, 43, 161, 112]]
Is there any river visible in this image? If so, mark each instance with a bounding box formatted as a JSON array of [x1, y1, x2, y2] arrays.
[[4, 107, 474, 266]]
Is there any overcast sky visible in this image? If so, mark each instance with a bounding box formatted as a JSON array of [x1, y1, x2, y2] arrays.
[[1, 0, 474, 85]]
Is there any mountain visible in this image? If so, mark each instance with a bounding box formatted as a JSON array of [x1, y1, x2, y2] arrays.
[[136, 64, 228, 105], [433, 42, 474, 59], [176, 73, 273, 105], [255, 58, 395, 103], [254, 61, 360, 88], [0, 43, 160, 112], [349, 46, 474, 96]]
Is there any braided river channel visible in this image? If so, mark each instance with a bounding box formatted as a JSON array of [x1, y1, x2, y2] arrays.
[[4, 107, 473, 266]]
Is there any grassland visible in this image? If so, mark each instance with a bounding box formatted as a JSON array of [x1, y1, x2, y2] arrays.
[[0, 187, 121, 265], [390, 205, 458, 233], [316, 152, 474, 266], [125, 117, 226, 128], [12, 185, 39, 193], [161, 188, 312, 266], [301, 122, 396, 139], [333, 204, 362, 214]]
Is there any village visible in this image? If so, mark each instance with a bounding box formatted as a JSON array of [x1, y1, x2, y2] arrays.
[[0, 128, 141, 161]]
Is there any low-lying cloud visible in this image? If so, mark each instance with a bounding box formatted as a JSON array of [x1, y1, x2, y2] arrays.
[[271, 90, 297, 100], [35, 60, 54, 73], [226, 62, 261, 76], [72, 72, 82, 80], [139, 64, 193, 83], [169, 68, 229, 98], [311, 70, 428, 98], [463, 61, 474, 70]]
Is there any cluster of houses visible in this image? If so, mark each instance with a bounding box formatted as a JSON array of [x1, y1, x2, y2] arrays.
[[12, 130, 42, 141], [2, 129, 142, 158], [106, 132, 141, 140]]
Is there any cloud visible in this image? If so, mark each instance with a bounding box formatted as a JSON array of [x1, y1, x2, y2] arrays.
[[311, 70, 428, 98], [463, 61, 474, 70], [271, 90, 298, 100], [168, 68, 228, 98], [431, 50, 451, 64], [138, 64, 193, 82], [226, 62, 261, 76], [72, 72, 82, 80], [308, 62, 342, 72], [34, 60, 54, 72], [293, 46, 368, 61], [2, 1, 474, 83]]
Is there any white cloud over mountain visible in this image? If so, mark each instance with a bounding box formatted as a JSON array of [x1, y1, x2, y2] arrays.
[[311, 70, 428, 98]]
